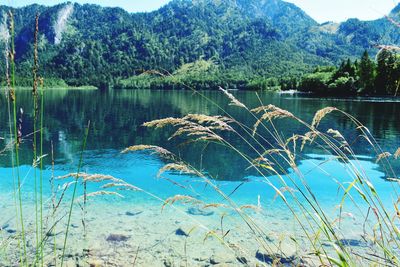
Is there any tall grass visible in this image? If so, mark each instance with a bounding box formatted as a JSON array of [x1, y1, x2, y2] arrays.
[[1, 11, 95, 266], [8, 11, 27, 266], [124, 80, 400, 265], [60, 121, 90, 267]]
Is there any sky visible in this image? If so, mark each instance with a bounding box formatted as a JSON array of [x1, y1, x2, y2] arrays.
[[3, 0, 400, 23]]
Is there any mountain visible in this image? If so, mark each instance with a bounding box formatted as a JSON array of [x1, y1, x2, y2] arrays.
[[0, 0, 399, 89]]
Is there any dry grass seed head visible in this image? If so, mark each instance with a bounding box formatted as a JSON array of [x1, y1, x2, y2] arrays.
[[32, 154, 48, 168], [162, 195, 203, 210], [251, 105, 295, 135], [219, 86, 246, 109], [59, 181, 76, 191], [121, 145, 175, 160], [183, 114, 234, 132], [169, 124, 224, 142], [143, 117, 186, 128], [300, 131, 318, 151], [158, 163, 200, 178], [252, 156, 274, 167], [327, 129, 345, 140], [56, 172, 124, 183], [376, 152, 392, 163], [273, 186, 297, 201], [202, 203, 229, 209], [394, 148, 400, 159], [101, 182, 142, 191], [285, 135, 301, 146], [121, 145, 158, 153], [311, 107, 337, 129], [327, 129, 350, 149], [84, 191, 124, 199], [239, 205, 261, 212]]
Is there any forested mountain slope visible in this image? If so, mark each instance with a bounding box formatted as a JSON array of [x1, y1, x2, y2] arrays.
[[0, 0, 399, 88]]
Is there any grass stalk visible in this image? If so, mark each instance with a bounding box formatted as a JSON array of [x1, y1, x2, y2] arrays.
[[32, 13, 40, 264], [39, 77, 45, 266], [8, 10, 28, 266], [60, 121, 91, 267]]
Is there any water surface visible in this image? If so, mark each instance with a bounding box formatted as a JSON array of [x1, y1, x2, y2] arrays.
[[0, 90, 399, 265]]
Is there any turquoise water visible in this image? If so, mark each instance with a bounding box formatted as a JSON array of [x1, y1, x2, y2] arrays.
[[0, 89, 399, 265]]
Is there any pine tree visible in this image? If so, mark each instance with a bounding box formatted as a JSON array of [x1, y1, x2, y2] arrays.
[[358, 50, 375, 94], [375, 49, 391, 95], [376, 49, 400, 95]]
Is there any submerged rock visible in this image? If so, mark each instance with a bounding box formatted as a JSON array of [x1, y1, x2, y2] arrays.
[[125, 211, 143, 216], [88, 259, 103, 267], [163, 259, 173, 267], [209, 257, 220, 265], [187, 207, 214, 216], [194, 257, 207, 262], [175, 228, 189, 237], [255, 251, 302, 265], [337, 239, 370, 248], [106, 233, 130, 242], [236, 256, 248, 264], [265, 235, 274, 242], [6, 229, 16, 234]]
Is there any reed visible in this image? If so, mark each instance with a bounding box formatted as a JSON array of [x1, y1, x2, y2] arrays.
[[132, 81, 400, 265], [60, 121, 90, 267], [8, 11, 28, 265]]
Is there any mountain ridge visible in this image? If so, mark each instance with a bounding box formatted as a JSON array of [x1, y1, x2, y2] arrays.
[[0, 0, 399, 88]]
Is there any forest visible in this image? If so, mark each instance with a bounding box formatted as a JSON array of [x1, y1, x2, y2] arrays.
[[0, 0, 399, 93], [296, 49, 400, 96]]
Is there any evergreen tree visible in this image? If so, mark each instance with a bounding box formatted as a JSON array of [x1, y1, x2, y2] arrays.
[[375, 49, 399, 95], [358, 50, 375, 93]]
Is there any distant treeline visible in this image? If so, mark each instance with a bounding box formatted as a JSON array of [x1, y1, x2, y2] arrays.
[[114, 59, 297, 91], [295, 49, 400, 96], [114, 49, 400, 96], [7, 49, 398, 95]]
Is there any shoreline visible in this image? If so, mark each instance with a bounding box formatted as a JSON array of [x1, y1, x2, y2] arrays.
[[7, 86, 98, 90]]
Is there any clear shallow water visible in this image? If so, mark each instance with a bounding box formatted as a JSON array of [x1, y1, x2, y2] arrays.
[[0, 89, 399, 265]]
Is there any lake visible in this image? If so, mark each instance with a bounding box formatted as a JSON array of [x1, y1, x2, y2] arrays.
[[0, 89, 399, 266]]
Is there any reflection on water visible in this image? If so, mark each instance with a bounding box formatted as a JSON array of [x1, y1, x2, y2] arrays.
[[0, 89, 399, 181], [1, 89, 399, 265]]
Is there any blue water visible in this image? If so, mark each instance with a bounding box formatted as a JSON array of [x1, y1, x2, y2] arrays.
[[0, 90, 399, 264], [0, 89, 399, 208], [0, 148, 395, 218]]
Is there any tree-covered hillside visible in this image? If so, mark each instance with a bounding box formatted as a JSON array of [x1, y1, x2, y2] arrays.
[[0, 0, 399, 89]]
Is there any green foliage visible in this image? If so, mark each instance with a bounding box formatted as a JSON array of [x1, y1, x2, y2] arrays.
[[375, 49, 400, 95], [358, 50, 376, 93], [300, 69, 336, 94], [0, 76, 68, 87], [298, 50, 400, 96], [0, 1, 399, 90]]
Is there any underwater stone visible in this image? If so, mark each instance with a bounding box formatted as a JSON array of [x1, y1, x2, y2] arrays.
[[187, 207, 214, 216], [337, 239, 370, 248], [163, 259, 173, 267], [6, 229, 16, 234], [106, 234, 130, 242], [125, 211, 143, 216], [265, 236, 274, 242], [88, 259, 103, 267], [175, 228, 189, 237], [209, 257, 220, 265], [255, 251, 300, 265], [236, 257, 248, 264]]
